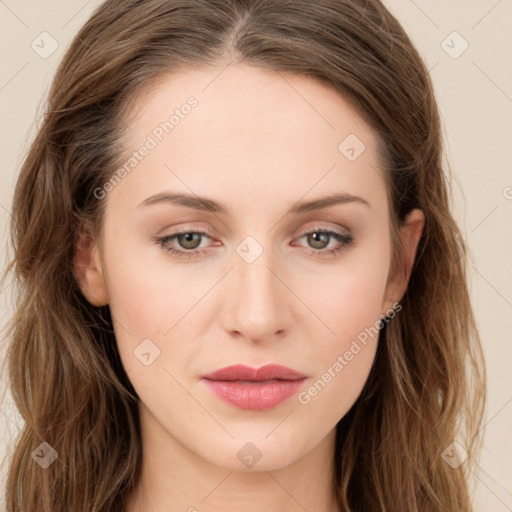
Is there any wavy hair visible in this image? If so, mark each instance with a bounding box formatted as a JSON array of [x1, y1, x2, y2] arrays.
[[1, 0, 486, 510]]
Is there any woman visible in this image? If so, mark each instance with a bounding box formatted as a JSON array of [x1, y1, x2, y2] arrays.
[[1, 0, 486, 510]]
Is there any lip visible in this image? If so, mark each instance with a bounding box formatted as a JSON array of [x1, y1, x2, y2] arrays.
[[202, 364, 307, 381], [201, 364, 307, 411]]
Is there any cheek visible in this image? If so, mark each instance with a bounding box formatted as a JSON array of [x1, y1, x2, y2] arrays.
[[297, 337, 378, 428], [293, 267, 387, 420], [292, 244, 390, 413], [102, 229, 209, 340], [300, 252, 390, 351], [99, 238, 187, 379], [106, 265, 172, 340]]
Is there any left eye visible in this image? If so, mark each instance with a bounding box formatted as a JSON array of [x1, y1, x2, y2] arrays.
[[297, 229, 352, 251], [155, 228, 355, 259]]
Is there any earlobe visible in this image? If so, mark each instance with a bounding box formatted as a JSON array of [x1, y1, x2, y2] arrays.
[[381, 208, 425, 314], [73, 228, 109, 306]]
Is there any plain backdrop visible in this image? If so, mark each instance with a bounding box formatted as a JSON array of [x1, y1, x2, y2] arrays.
[[0, 1, 511, 510]]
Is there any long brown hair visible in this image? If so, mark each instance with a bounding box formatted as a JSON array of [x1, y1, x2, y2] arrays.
[[1, 0, 486, 510]]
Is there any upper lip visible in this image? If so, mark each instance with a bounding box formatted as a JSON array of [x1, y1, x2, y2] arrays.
[[201, 364, 307, 381]]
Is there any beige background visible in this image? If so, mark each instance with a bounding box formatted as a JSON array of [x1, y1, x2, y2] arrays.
[[0, 1, 511, 510]]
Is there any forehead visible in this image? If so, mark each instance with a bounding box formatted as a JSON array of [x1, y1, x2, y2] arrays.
[[112, 63, 387, 217]]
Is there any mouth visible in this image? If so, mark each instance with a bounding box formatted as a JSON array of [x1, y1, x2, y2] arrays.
[[200, 364, 308, 411]]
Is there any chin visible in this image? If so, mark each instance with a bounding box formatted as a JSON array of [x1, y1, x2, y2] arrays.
[[192, 428, 313, 473]]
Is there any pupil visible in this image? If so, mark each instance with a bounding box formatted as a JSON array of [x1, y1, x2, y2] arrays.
[[179, 233, 201, 249], [309, 232, 328, 249]]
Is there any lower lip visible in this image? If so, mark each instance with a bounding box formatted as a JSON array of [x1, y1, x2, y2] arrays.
[[202, 378, 306, 410]]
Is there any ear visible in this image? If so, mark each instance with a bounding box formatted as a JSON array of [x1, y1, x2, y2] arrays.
[[381, 208, 424, 315], [73, 227, 109, 306]]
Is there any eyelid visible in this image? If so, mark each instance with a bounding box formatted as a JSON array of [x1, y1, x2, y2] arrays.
[[298, 224, 350, 237]]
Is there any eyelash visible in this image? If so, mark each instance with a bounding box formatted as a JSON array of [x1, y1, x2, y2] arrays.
[[154, 227, 355, 259]]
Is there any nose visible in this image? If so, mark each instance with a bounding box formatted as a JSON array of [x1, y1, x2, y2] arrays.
[[219, 245, 293, 344]]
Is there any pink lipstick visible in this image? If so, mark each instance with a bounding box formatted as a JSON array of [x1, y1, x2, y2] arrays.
[[201, 364, 307, 411]]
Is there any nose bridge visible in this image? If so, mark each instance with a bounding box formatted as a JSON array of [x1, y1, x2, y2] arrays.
[[222, 236, 290, 341]]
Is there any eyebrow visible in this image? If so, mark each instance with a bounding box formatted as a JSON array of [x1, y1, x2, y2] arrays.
[[136, 191, 371, 214]]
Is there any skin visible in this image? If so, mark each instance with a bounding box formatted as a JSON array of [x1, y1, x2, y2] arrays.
[[75, 62, 424, 512]]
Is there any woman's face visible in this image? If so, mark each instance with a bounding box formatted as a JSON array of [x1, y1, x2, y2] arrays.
[[78, 63, 423, 471]]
